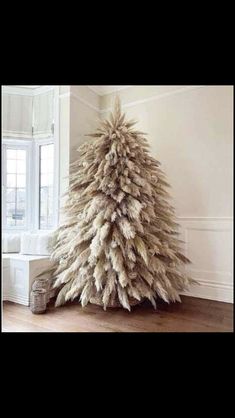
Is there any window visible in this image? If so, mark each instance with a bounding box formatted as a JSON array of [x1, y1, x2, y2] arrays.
[[2, 137, 58, 232], [39, 143, 54, 229], [2, 143, 30, 230], [6, 148, 27, 227], [2, 86, 59, 233]]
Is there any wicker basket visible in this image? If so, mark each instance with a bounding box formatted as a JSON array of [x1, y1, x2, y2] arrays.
[[32, 277, 50, 303], [30, 289, 47, 314], [89, 295, 141, 309]]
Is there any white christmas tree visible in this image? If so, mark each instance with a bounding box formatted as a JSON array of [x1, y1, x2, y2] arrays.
[[50, 97, 195, 310]]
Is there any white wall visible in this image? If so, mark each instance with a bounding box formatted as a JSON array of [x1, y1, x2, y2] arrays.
[[100, 86, 233, 303]]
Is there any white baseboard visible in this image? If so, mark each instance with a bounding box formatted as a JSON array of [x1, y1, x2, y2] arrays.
[[3, 293, 29, 306], [182, 280, 233, 303]]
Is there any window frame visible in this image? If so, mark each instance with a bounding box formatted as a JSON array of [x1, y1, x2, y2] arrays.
[[2, 139, 32, 232], [2, 86, 60, 234], [34, 137, 59, 231], [2, 136, 59, 233]]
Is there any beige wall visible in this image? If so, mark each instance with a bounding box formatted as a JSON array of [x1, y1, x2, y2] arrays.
[[58, 86, 100, 198], [70, 86, 100, 164], [101, 86, 233, 218], [101, 86, 233, 303]]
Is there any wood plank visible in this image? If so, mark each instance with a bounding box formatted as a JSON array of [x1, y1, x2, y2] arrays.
[[2, 296, 234, 333]]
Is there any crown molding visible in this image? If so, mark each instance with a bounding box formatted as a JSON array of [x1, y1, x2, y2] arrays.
[[71, 93, 100, 112], [59, 92, 100, 112], [60, 86, 205, 114], [99, 86, 205, 113], [88, 86, 131, 96]]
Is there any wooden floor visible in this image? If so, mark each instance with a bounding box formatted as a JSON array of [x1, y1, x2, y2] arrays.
[[2, 296, 233, 333]]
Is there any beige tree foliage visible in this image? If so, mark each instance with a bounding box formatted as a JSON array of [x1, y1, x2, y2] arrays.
[[51, 96, 195, 310]]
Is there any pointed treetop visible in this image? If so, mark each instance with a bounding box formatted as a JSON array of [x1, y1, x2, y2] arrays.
[[114, 95, 121, 119], [86, 94, 139, 138]]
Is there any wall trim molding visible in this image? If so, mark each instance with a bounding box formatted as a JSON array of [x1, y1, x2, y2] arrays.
[[179, 217, 233, 303], [59, 92, 100, 113], [99, 85, 205, 113], [59, 86, 206, 114], [197, 279, 232, 289], [70, 93, 100, 112], [3, 293, 29, 306], [87, 86, 132, 96], [182, 280, 233, 303], [177, 216, 233, 221]]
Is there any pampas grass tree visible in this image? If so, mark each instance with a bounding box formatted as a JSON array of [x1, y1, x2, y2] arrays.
[[50, 97, 195, 310]]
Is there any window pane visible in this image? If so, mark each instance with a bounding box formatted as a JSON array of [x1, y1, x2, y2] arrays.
[[17, 150, 26, 160], [7, 159, 17, 173], [16, 218, 25, 226], [41, 143, 54, 159], [17, 189, 26, 215], [41, 159, 49, 174], [5, 147, 27, 228], [17, 188, 26, 203], [6, 202, 25, 222], [17, 201, 26, 211], [39, 143, 54, 229], [41, 174, 48, 187], [7, 216, 16, 226], [17, 160, 26, 174], [7, 149, 17, 159], [6, 188, 16, 203], [40, 202, 47, 219], [7, 174, 16, 187], [17, 174, 26, 188], [6, 203, 16, 218], [48, 173, 53, 186], [46, 144, 54, 159], [14, 209, 25, 220]]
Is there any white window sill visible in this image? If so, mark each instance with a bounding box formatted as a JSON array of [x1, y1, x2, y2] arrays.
[[2, 253, 51, 261]]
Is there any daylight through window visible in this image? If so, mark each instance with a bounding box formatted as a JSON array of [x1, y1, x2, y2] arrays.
[[5, 148, 27, 227], [39, 143, 54, 229]]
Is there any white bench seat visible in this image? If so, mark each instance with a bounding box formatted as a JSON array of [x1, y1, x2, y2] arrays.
[[2, 253, 54, 306]]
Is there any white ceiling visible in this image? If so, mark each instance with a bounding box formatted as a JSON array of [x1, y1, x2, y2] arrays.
[[88, 86, 130, 96]]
